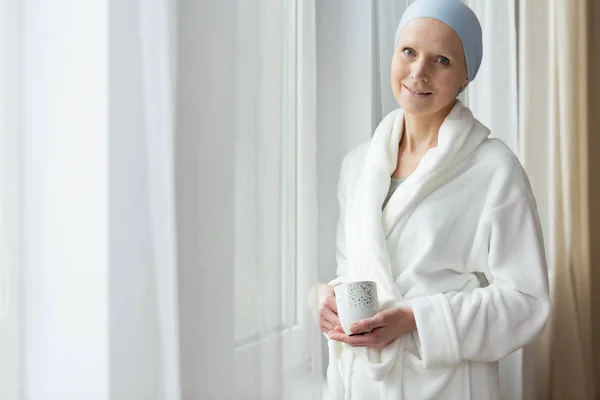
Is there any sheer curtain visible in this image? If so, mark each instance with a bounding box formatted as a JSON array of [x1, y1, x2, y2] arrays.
[[20, 0, 109, 398], [462, 0, 519, 155], [110, 0, 180, 398], [0, 0, 179, 398], [2, 0, 327, 398]]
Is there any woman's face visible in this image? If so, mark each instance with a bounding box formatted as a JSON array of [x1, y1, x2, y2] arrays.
[[391, 18, 468, 117]]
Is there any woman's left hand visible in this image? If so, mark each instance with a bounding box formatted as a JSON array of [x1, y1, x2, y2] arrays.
[[327, 307, 417, 350]]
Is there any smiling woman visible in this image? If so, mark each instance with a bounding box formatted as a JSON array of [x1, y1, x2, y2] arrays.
[[392, 18, 467, 114], [318, 1, 550, 399]]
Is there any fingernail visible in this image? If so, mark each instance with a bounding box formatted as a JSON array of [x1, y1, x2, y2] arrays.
[[350, 324, 358, 333]]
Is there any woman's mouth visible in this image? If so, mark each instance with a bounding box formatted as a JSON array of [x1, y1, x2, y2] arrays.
[[403, 85, 432, 97]]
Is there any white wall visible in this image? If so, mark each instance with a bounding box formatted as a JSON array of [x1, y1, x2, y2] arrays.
[[21, 0, 109, 398]]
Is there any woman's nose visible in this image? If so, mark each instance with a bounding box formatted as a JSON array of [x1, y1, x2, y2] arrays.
[[411, 60, 429, 83]]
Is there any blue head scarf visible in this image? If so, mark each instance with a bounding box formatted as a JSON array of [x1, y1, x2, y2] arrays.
[[394, 0, 483, 91]]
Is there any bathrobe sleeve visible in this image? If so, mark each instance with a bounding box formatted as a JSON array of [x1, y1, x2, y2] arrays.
[[410, 195, 551, 368]]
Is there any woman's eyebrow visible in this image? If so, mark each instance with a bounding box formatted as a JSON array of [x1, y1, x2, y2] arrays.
[[435, 48, 461, 59], [399, 39, 458, 54]]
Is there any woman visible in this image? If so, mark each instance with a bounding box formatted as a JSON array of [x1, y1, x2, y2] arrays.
[[317, 1, 551, 399]]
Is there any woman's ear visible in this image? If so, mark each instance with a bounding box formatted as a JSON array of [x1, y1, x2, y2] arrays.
[[462, 76, 469, 90]]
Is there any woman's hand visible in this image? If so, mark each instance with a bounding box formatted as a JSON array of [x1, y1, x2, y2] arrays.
[[327, 307, 416, 349], [308, 283, 341, 334]]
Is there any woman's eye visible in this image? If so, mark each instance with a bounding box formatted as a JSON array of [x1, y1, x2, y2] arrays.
[[403, 48, 416, 57], [436, 57, 450, 65]]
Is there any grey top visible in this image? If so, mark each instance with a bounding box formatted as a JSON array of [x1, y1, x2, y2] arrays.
[[382, 177, 406, 209]]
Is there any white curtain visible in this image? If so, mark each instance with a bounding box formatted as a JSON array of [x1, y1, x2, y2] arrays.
[[20, 0, 109, 397], [462, 0, 519, 156], [2, 0, 321, 397], [110, 0, 180, 398], [0, 0, 179, 398]]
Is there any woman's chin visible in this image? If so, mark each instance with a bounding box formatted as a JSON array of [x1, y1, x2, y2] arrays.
[[398, 101, 434, 116], [398, 94, 458, 117]]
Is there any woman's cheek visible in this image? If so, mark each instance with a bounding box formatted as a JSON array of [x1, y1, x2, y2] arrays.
[[390, 67, 401, 83]]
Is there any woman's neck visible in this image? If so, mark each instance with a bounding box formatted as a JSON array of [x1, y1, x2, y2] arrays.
[[401, 100, 455, 153]]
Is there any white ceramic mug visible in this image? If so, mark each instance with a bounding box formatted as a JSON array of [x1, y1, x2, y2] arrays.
[[334, 281, 379, 335]]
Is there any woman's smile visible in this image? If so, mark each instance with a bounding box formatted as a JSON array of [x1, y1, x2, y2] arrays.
[[403, 84, 433, 97]]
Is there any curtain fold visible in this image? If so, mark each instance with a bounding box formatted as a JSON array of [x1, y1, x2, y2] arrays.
[[588, 0, 600, 394], [110, 0, 180, 398], [138, 0, 181, 397], [545, 0, 594, 397]]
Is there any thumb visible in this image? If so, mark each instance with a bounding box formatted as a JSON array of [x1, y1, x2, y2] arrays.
[[350, 314, 382, 334]]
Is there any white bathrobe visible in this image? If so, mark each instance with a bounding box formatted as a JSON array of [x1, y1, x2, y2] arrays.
[[326, 100, 551, 400]]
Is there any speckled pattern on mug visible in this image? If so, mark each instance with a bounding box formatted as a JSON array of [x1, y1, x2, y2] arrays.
[[336, 281, 378, 311]]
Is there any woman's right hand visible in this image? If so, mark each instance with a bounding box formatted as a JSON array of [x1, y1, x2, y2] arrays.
[[317, 283, 340, 334]]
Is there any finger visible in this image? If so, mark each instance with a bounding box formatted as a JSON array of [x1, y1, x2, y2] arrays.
[[320, 321, 336, 334], [326, 295, 338, 314], [350, 313, 384, 334], [328, 313, 341, 328], [321, 318, 338, 334], [328, 331, 378, 347], [321, 315, 339, 333], [321, 308, 340, 327]]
